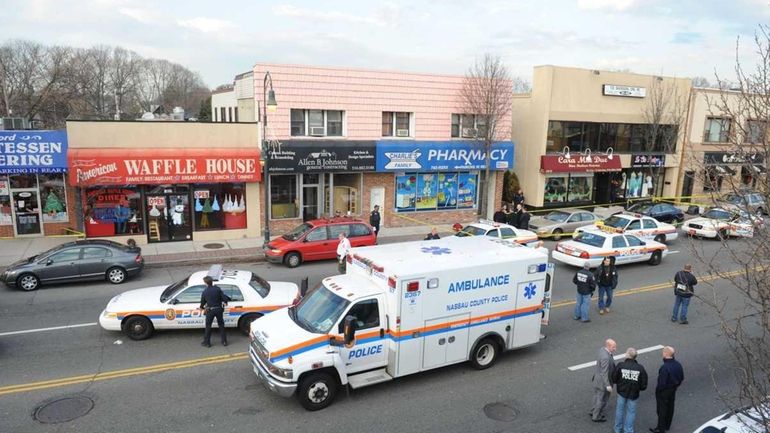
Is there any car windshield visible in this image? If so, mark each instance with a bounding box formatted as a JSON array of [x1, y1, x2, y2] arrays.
[[455, 225, 487, 237], [573, 232, 607, 248], [703, 209, 733, 221], [290, 283, 350, 334], [601, 216, 629, 229], [722, 194, 744, 205], [160, 277, 189, 302], [249, 273, 271, 298], [629, 203, 653, 213], [283, 223, 313, 241], [545, 211, 570, 222]]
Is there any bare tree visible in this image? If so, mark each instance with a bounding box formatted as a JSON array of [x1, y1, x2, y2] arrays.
[[460, 54, 513, 218]]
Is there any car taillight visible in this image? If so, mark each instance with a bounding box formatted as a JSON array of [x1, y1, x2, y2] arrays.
[[579, 251, 589, 259], [346, 254, 352, 263], [135, 254, 142, 264]]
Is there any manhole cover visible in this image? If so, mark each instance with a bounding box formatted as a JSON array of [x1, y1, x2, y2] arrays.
[[34, 396, 94, 424], [203, 243, 225, 250], [484, 401, 519, 422]]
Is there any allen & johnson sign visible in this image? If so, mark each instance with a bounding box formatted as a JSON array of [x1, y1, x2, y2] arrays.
[[540, 154, 622, 173]]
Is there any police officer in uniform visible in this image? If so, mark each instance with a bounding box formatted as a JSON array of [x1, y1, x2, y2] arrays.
[[573, 262, 597, 322], [200, 275, 231, 347]]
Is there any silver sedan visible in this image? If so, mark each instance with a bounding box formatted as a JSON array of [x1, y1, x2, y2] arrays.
[[528, 208, 599, 241]]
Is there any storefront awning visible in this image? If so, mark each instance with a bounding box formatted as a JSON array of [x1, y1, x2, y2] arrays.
[[68, 148, 262, 186], [540, 154, 622, 173], [714, 165, 736, 175]]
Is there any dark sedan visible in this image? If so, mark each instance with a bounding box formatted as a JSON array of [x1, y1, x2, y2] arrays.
[[0, 240, 144, 291], [623, 201, 685, 224]]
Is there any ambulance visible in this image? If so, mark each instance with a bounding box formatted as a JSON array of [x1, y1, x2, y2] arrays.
[[248, 236, 553, 410]]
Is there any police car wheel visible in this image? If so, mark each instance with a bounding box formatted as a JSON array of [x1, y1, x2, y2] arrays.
[[297, 372, 336, 411], [124, 316, 154, 340], [238, 313, 262, 335], [470, 338, 499, 370], [106, 267, 126, 284], [654, 234, 665, 243], [17, 273, 40, 291], [648, 251, 662, 266], [285, 252, 301, 268]]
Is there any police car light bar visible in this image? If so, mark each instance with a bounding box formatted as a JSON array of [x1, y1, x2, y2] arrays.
[[207, 264, 224, 281]]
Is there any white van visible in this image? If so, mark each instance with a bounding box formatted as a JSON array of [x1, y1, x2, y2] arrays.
[[248, 236, 553, 410]]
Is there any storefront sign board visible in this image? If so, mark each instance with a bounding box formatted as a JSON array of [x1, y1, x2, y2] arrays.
[[376, 140, 513, 172], [704, 152, 764, 165], [268, 140, 376, 173], [540, 154, 622, 173], [0, 130, 68, 174], [631, 154, 666, 167], [603, 85, 646, 98]]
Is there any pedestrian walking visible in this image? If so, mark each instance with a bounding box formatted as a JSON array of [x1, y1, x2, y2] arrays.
[[612, 347, 648, 433], [591, 338, 617, 422], [650, 346, 684, 433], [573, 262, 596, 322], [595, 256, 618, 315], [336, 232, 351, 274], [517, 206, 531, 230], [513, 188, 525, 208], [199, 276, 231, 348], [369, 205, 381, 237], [672, 264, 697, 324], [424, 227, 440, 240], [493, 204, 508, 223]]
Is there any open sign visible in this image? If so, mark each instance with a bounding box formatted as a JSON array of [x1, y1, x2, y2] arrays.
[[147, 196, 165, 206]]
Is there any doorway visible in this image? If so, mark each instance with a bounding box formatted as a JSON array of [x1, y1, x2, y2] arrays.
[[302, 174, 320, 221], [145, 186, 192, 243], [681, 171, 695, 203], [12, 190, 42, 236], [594, 173, 611, 205]]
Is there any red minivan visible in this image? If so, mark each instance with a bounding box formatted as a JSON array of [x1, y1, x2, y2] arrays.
[[264, 217, 377, 268]]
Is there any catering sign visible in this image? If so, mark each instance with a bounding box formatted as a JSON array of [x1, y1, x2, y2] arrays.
[[0, 130, 68, 174]]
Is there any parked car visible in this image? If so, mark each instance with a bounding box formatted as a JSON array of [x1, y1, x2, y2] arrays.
[[264, 217, 377, 268], [528, 208, 598, 240], [574, 213, 679, 243], [623, 201, 685, 224], [717, 190, 767, 216], [693, 401, 769, 432], [0, 240, 144, 291], [552, 229, 667, 268], [454, 220, 539, 246], [682, 207, 762, 239], [99, 265, 300, 340]]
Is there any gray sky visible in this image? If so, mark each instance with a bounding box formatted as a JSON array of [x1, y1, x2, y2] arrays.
[[3, 0, 768, 87]]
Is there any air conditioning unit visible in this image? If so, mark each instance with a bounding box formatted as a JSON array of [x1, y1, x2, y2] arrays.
[[396, 129, 410, 137], [462, 128, 477, 138], [310, 126, 325, 136]]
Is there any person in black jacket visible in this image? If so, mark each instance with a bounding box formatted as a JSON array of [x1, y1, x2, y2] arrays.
[[612, 347, 648, 433], [508, 203, 523, 228], [671, 264, 698, 324], [369, 205, 381, 237], [595, 256, 618, 315], [650, 346, 684, 433], [512, 189, 525, 208], [199, 276, 231, 347], [517, 206, 531, 230], [573, 263, 596, 322], [424, 227, 440, 240], [493, 204, 509, 224]]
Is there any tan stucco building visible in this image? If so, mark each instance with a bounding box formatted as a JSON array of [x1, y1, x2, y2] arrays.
[[512, 66, 692, 208]]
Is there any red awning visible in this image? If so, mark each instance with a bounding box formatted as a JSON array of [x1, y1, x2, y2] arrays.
[[68, 148, 262, 186], [540, 154, 622, 173]]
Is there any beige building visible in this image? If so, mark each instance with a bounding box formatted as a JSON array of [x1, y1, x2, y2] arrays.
[[211, 72, 256, 123], [512, 66, 691, 208], [679, 87, 765, 199]]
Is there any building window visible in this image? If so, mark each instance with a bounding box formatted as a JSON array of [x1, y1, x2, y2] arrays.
[[270, 174, 298, 219], [544, 175, 568, 204], [704, 117, 731, 143], [220, 107, 225, 123], [746, 120, 766, 144], [703, 167, 723, 192], [621, 169, 659, 199], [227, 107, 231, 122], [546, 121, 563, 152], [290, 109, 345, 137], [629, 124, 648, 152], [615, 124, 631, 152], [234, 107, 239, 123], [395, 172, 477, 212], [84, 186, 143, 236], [324, 173, 362, 215], [565, 122, 587, 152], [451, 114, 481, 138], [39, 174, 68, 223], [597, 123, 618, 152], [192, 183, 246, 230], [382, 112, 411, 137], [544, 174, 595, 204], [568, 175, 593, 202]]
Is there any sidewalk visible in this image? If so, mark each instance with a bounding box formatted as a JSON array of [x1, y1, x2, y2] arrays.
[[0, 224, 454, 269]]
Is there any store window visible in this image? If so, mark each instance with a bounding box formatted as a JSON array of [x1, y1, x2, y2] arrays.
[[544, 175, 568, 204], [270, 174, 298, 219], [395, 172, 477, 212], [326, 173, 361, 216], [192, 183, 246, 230], [746, 120, 767, 144], [84, 186, 143, 236], [0, 175, 10, 226], [568, 175, 593, 202], [543, 174, 595, 204], [39, 173, 68, 223], [546, 121, 563, 153], [621, 169, 657, 199], [704, 117, 731, 143], [703, 167, 724, 192], [9, 174, 37, 189]]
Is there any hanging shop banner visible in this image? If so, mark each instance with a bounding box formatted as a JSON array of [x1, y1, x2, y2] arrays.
[[631, 154, 666, 167], [0, 130, 68, 174], [540, 154, 622, 173], [68, 148, 261, 186], [704, 152, 764, 165], [267, 140, 376, 173], [376, 140, 513, 172]]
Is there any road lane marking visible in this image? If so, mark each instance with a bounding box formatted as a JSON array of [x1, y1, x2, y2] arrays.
[[0, 322, 97, 337], [567, 345, 664, 371]]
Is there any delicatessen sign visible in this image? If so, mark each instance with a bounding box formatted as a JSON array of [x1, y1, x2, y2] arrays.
[[68, 148, 261, 186]]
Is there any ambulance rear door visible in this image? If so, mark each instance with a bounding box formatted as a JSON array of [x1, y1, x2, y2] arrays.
[[510, 263, 547, 349]]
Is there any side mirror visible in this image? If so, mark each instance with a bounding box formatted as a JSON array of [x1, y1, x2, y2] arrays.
[[300, 277, 309, 297], [343, 315, 357, 346], [46, 259, 54, 266], [640, 241, 647, 246], [169, 298, 179, 305]]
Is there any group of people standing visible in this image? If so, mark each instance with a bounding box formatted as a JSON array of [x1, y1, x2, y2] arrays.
[[493, 189, 530, 229], [592, 339, 684, 433]]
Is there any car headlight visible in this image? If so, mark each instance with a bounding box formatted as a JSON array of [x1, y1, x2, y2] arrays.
[[267, 363, 293, 379], [269, 248, 282, 254], [102, 311, 118, 319]]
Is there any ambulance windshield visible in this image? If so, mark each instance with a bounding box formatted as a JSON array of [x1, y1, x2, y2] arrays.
[[291, 283, 350, 334]]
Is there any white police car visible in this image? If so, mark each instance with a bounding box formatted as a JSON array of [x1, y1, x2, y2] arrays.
[[455, 220, 539, 246], [99, 265, 300, 340], [551, 229, 668, 268], [693, 402, 769, 432], [682, 207, 761, 239], [574, 213, 679, 243]]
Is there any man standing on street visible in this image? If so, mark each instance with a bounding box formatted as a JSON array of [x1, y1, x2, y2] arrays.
[[612, 347, 648, 433], [672, 264, 697, 324], [573, 262, 596, 322], [650, 346, 684, 433], [517, 206, 531, 230], [369, 205, 381, 238], [337, 232, 351, 274], [199, 276, 231, 348], [591, 338, 617, 423], [595, 256, 618, 315]]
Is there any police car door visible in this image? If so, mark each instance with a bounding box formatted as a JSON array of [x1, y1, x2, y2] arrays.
[[218, 284, 247, 327], [640, 218, 658, 240], [339, 296, 388, 374], [168, 285, 207, 328]]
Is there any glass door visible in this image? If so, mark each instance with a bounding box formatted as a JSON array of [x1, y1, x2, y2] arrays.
[[146, 188, 192, 243], [12, 190, 42, 236], [302, 186, 320, 221]]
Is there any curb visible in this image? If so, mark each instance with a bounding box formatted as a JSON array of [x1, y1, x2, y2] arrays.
[[144, 253, 268, 269]]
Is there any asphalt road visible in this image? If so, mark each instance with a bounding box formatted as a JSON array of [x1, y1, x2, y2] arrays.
[[0, 234, 757, 433]]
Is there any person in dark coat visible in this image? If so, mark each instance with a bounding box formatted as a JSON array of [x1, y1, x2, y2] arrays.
[[612, 347, 648, 433], [650, 346, 684, 433], [493, 204, 509, 224], [517, 206, 531, 230], [512, 189, 525, 208], [508, 203, 522, 227], [672, 264, 698, 324], [595, 256, 618, 315], [424, 227, 440, 240], [573, 262, 596, 322], [199, 275, 231, 347], [369, 205, 381, 237]]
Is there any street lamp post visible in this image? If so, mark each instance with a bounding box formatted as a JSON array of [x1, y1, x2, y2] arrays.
[[262, 72, 277, 246]]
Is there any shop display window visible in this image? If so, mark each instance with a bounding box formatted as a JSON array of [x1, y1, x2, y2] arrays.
[[457, 173, 478, 209], [416, 173, 438, 210], [544, 176, 568, 204], [0, 175, 10, 226], [568, 175, 593, 202], [84, 186, 143, 236], [192, 183, 247, 230], [396, 172, 477, 212], [437, 173, 458, 209], [39, 174, 68, 223], [326, 173, 361, 216], [620, 169, 657, 198], [270, 175, 298, 219]]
